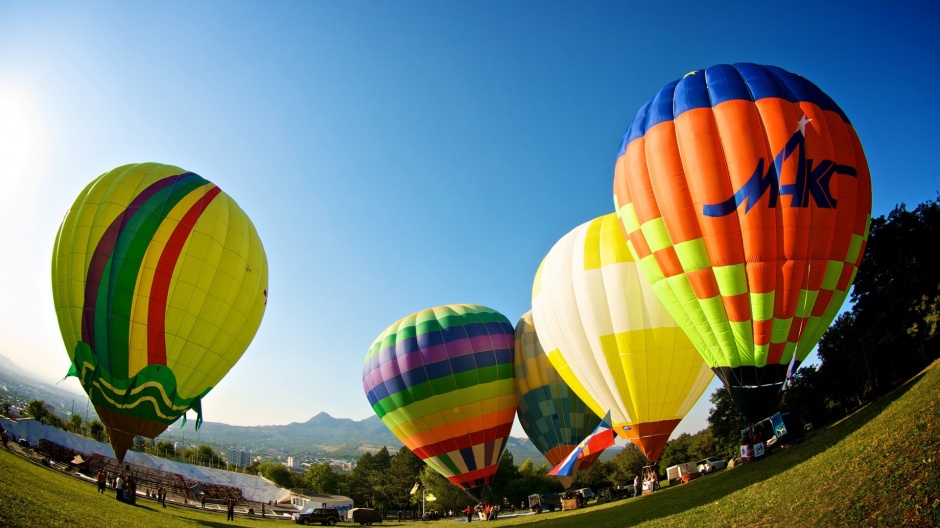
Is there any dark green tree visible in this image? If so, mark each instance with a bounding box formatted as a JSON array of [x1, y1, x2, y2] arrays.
[[259, 461, 296, 489], [384, 446, 425, 511], [607, 443, 647, 488], [570, 455, 612, 491], [706, 387, 748, 459], [658, 433, 695, 471], [88, 420, 105, 442], [155, 440, 176, 459], [304, 462, 342, 495], [67, 414, 83, 434], [779, 365, 831, 430]]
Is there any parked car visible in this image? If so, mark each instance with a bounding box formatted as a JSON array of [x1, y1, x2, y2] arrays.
[[292, 507, 341, 525], [696, 456, 728, 474]]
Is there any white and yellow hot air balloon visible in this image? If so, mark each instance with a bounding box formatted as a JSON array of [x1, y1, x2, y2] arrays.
[[531, 213, 712, 462]]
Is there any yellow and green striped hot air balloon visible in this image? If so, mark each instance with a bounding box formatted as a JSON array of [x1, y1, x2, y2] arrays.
[[532, 214, 713, 462], [51, 162, 268, 462]]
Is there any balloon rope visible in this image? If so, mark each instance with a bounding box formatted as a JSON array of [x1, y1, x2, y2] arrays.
[[461, 487, 481, 504]]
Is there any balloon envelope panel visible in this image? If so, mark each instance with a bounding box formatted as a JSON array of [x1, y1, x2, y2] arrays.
[[613, 63, 872, 421], [363, 304, 517, 490], [532, 214, 713, 462], [514, 311, 603, 479], [51, 162, 268, 460]]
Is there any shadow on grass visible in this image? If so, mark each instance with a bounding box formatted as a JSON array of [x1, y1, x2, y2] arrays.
[[527, 372, 925, 528]]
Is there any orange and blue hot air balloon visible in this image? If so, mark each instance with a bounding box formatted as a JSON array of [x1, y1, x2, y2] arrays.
[[363, 304, 517, 490], [613, 63, 872, 421]]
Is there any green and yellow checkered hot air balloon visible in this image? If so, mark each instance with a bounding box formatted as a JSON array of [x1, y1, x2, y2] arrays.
[[51, 163, 268, 461]]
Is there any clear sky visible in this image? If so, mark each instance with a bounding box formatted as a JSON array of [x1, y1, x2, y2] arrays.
[[1, 1, 937, 442]]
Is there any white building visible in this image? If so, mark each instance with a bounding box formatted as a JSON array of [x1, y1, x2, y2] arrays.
[[290, 492, 354, 517], [227, 448, 252, 468], [287, 456, 300, 470]]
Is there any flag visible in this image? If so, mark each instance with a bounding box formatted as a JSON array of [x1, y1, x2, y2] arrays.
[[425, 493, 436, 502], [548, 410, 615, 477], [410, 482, 420, 495]]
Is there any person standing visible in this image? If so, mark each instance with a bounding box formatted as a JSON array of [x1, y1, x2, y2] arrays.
[[633, 474, 640, 498], [227, 498, 235, 521], [464, 505, 473, 522], [115, 474, 125, 502]]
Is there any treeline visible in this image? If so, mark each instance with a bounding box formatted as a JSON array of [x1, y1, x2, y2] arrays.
[[3, 198, 935, 512], [683, 196, 940, 461]]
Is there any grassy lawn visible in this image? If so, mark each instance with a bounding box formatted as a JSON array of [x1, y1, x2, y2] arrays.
[[2, 360, 939, 528]]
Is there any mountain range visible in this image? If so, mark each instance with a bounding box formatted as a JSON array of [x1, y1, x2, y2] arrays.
[[0, 353, 559, 464]]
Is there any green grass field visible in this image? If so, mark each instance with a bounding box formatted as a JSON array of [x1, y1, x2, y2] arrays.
[[2, 360, 938, 528]]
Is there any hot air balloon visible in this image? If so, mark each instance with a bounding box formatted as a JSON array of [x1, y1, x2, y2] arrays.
[[612, 63, 872, 422], [363, 304, 517, 491], [52, 162, 268, 461], [514, 311, 603, 488], [532, 214, 713, 462]]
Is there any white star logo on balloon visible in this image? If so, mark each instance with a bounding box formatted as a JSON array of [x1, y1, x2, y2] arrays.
[[798, 114, 813, 136]]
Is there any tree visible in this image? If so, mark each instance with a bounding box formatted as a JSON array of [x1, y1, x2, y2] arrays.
[[155, 440, 176, 459], [706, 388, 748, 459], [571, 456, 612, 491], [67, 414, 83, 434], [659, 433, 695, 471], [418, 465, 466, 515], [88, 420, 106, 442], [348, 448, 392, 508], [304, 462, 342, 495], [25, 400, 51, 423], [483, 450, 520, 504], [779, 365, 831, 430], [850, 198, 940, 388], [197, 445, 224, 468], [24, 400, 66, 429], [259, 461, 296, 489], [384, 447, 425, 511], [607, 443, 647, 487]]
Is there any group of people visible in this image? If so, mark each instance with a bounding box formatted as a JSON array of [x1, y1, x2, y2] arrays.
[[94, 468, 166, 507], [631, 469, 659, 497], [464, 501, 501, 522]]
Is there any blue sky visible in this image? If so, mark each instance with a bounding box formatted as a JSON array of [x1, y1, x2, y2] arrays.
[[1, 1, 937, 443]]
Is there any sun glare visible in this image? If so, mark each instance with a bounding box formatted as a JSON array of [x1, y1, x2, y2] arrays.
[[0, 82, 43, 186]]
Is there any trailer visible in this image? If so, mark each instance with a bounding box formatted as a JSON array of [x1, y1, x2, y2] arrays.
[[666, 462, 699, 484], [528, 492, 561, 513]]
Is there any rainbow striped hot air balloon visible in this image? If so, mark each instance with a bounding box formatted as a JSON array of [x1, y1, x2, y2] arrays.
[[363, 304, 517, 490], [52, 162, 268, 461], [514, 311, 603, 488], [613, 63, 872, 421]]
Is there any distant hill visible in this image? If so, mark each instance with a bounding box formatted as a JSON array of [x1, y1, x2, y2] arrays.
[[0, 354, 551, 464], [156, 411, 551, 465], [0, 353, 95, 420]]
